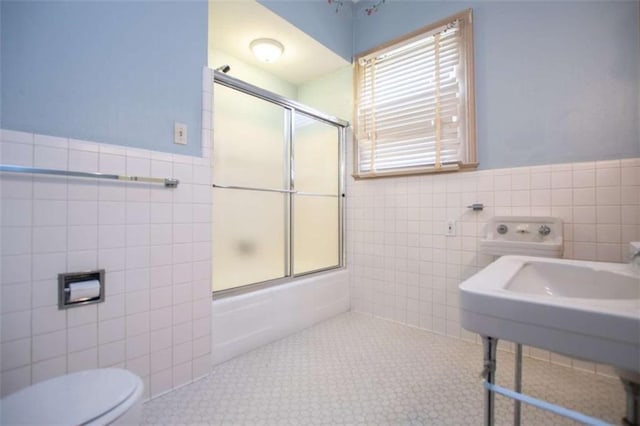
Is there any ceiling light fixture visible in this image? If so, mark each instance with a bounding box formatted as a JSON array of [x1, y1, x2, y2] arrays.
[[250, 38, 284, 63]]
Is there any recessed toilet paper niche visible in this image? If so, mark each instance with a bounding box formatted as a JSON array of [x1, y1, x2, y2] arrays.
[[58, 269, 105, 309]]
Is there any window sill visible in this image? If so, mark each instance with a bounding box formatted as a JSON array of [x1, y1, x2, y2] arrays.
[[352, 162, 478, 180]]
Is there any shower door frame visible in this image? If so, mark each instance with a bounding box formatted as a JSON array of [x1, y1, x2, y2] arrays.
[[212, 71, 349, 299]]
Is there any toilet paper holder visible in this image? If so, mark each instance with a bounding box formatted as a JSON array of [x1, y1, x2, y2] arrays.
[[58, 270, 105, 309]]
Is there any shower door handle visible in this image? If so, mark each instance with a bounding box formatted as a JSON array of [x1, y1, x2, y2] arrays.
[[212, 183, 298, 194]]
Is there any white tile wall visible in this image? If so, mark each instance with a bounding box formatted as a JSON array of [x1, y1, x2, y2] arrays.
[[347, 157, 640, 375], [0, 129, 213, 398], [0, 67, 215, 398]]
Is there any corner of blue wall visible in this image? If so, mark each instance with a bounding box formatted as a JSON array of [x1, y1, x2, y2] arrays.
[[1, 0, 208, 156]]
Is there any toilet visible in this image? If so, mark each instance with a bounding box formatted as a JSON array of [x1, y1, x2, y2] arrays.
[[1, 368, 144, 425]]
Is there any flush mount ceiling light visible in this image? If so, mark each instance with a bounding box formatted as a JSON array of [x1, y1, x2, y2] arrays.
[[250, 38, 284, 63]]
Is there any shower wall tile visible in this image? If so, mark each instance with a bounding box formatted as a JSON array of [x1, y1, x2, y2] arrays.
[[0, 129, 213, 399], [347, 157, 640, 375]]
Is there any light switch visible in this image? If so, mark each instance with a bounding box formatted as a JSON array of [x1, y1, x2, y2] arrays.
[[174, 122, 187, 145]]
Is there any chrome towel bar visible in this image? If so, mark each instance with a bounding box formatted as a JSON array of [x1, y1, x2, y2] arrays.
[[0, 164, 179, 188]]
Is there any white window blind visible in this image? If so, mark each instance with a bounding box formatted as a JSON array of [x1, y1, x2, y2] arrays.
[[354, 10, 476, 178]]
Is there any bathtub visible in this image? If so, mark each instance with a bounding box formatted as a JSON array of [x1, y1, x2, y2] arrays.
[[211, 269, 350, 365]]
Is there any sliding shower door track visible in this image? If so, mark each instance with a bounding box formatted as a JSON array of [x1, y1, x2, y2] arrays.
[[212, 265, 345, 300]]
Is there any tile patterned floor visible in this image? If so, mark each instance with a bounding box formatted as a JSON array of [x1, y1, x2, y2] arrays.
[[142, 312, 625, 425]]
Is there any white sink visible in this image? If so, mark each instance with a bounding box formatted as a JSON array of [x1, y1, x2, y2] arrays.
[[459, 255, 640, 374], [506, 261, 640, 299], [480, 216, 563, 258]]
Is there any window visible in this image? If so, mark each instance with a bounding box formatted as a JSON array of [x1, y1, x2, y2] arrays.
[[354, 9, 476, 178]]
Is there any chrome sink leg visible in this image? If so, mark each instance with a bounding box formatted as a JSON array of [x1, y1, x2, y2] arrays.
[[514, 343, 522, 426], [482, 336, 498, 426], [622, 378, 640, 426]]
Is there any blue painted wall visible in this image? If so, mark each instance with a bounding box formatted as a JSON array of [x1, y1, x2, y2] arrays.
[[2, 0, 637, 166], [353, 1, 639, 169], [259, 0, 353, 62], [1, 1, 207, 155]]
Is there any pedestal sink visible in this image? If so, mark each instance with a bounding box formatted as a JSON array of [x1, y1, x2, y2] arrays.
[[460, 255, 640, 373], [460, 254, 640, 425]]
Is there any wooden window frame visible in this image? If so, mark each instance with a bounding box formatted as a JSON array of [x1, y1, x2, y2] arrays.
[[353, 9, 477, 179]]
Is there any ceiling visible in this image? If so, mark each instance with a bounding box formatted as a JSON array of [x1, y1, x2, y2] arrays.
[[208, 0, 350, 86]]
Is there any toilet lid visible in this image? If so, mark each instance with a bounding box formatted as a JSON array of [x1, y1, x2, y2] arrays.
[[1, 368, 141, 425]]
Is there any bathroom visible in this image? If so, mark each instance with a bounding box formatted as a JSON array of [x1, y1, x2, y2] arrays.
[[0, 0, 639, 424]]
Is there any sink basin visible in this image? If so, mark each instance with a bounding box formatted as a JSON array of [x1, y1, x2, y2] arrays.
[[506, 261, 640, 299], [459, 256, 640, 374]]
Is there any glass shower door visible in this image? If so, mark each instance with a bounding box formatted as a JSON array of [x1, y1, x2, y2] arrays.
[[212, 84, 290, 292], [211, 74, 346, 295], [292, 112, 341, 275]]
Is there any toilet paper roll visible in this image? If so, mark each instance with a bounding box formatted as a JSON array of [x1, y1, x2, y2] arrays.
[[68, 279, 101, 302]]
